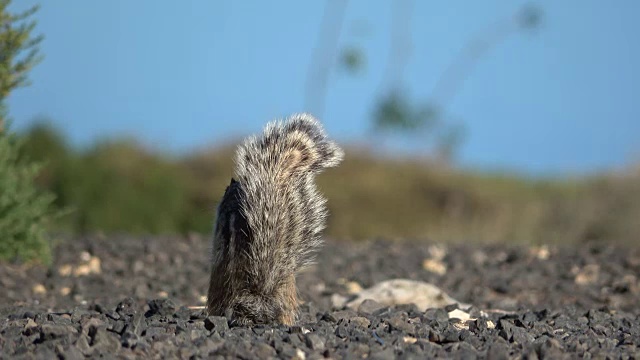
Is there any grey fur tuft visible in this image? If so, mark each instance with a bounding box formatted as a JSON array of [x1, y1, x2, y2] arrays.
[[207, 113, 343, 325]]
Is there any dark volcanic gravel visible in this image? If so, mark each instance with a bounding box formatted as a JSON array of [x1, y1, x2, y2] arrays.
[[1, 235, 639, 359]]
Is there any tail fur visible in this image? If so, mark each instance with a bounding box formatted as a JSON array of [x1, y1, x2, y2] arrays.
[[207, 113, 343, 325]]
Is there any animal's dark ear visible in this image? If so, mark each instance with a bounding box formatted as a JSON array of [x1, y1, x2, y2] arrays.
[[224, 178, 237, 194]]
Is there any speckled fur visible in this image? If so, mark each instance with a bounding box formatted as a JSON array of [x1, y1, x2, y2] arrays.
[[207, 113, 344, 325]]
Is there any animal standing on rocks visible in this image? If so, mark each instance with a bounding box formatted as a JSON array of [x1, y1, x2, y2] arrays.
[[206, 113, 344, 325]]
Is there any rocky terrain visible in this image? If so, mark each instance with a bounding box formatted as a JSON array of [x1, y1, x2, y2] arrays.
[[1, 235, 639, 359]]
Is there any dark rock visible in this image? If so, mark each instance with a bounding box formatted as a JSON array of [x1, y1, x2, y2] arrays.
[[34, 346, 57, 360], [276, 342, 299, 358], [204, 316, 229, 332], [115, 298, 139, 317], [349, 316, 371, 329], [358, 299, 386, 314], [104, 310, 120, 321], [253, 342, 277, 359], [144, 326, 168, 340], [5, 312, 21, 321], [147, 299, 176, 317], [395, 303, 421, 317], [89, 303, 107, 314], [330, 309, 358, 321], [289, 325, 308, 334], [416, 340, 443, 356], [80, 317, 106, 338], [108, 320, 126, 335], [521, 311, 541, 326], [194, 337, 224, 356], [386, 313, 414, 333], [57, 345, 84, 360], [537, 337, 566, 359], [305, 333, 325, 350], [441, 327, 461, 343], [285, 333, 305, 348], [370, 347, 396, 360], [121, 330, 139, 348], [189, 308, 207, 321], [74, 335, 92, 356], [127, 313, 145, 336], [91, 328, 121, 354], [423, 308, 449, 323], [39, 324, 76, 342], [23, 311, 36, 319], [320, 311, 338, 323], [345, 343, 370, 358], [429, 329, 443, 343], [189, 329, 208, 341], [444, 342, 478, 359], [444, 303, 459, 312], [511, 326, 535, 345], [173, 306, 191, 320], [498, 319, 514, 341], [48, 313, 73, 326], [251, 325, 267, 335], [335, 325, 349, 339], [486, 341, 510, 360], [459, 329, 472, 341]]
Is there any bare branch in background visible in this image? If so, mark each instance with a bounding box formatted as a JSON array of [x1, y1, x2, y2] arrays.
[[372, 0, 422, 134], [381, 0, 413, 91], [372, 3, 541, 161], [431, 4, 542, 108], [305, 0, 349, 119]]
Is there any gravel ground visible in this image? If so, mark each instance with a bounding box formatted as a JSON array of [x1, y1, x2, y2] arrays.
[[1, 235, 639, 359]]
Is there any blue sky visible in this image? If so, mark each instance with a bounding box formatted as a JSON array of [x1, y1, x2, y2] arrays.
[[7, 1, 640, 176]]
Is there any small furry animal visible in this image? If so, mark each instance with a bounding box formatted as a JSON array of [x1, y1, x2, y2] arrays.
[[207, 113, 343, 325]]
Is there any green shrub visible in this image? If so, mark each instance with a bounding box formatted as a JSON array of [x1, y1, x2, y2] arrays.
[[63, 139, 190, 234], [0, 126, 55, 264], [0, 1, 53, 264], [17, 121, 640, 246]]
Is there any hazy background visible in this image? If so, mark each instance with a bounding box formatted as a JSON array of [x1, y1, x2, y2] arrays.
[[8, 0, 639, 176], [3, 1, 639, 248]]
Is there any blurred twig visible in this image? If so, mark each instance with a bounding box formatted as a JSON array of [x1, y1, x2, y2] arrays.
[[381, 0, 413, 91], [372, 3, 541, 161], [431, 4, 542, 108], [305, 0, 349, 119]]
